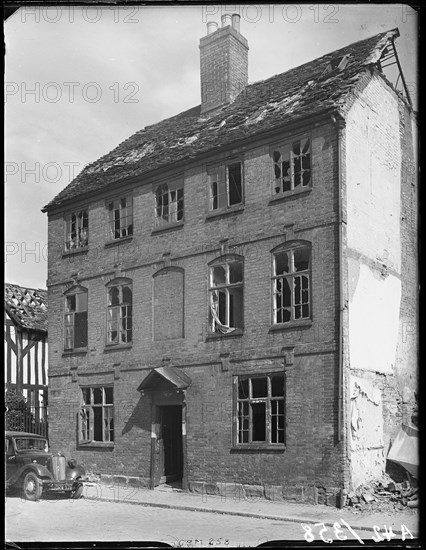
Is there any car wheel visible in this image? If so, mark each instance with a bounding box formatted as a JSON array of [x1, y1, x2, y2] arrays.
[[70, 483, 84, 499], [22, 472, 43, 501]]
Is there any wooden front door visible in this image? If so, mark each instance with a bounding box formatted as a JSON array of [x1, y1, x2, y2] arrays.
[[154, 405, 183, 486]]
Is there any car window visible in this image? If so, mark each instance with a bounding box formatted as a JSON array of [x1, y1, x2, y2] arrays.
[[15, 438, 48, 451], [5, 438, 11, 453]]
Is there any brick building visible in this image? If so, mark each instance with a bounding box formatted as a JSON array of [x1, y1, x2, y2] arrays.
[[42, 17, 417, 504]]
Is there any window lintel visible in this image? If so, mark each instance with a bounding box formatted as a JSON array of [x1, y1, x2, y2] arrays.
[[208, 253, 244, 267], [105, 277, 132, 288], [63, 284, 88, 296], [271, 240, 311, 255]]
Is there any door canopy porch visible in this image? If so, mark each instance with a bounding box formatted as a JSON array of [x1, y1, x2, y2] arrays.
[[137, 365, 192, 393]]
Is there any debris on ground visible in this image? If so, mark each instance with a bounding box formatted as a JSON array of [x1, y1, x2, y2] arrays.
[[346, 472, 419, 513]]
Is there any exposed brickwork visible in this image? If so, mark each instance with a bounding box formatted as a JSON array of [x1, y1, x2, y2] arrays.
[[45, 51, 416, 505], [200, 26, 248, 114], [47, 120, 347, 502]]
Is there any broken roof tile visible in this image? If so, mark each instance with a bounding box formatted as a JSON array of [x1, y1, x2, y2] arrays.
[[43, 29, 399, 212], [5, 283, 48, 333]]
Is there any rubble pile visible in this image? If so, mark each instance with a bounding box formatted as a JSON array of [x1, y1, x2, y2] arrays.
[[346, 473, 419, 513]]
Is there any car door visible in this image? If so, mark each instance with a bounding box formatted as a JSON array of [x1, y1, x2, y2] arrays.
[[5, 437, 18, 482]]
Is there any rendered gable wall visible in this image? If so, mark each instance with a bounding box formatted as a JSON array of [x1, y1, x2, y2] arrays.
[[344, 74, 417, 489]]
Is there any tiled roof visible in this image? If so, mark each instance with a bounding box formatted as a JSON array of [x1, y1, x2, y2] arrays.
[[43, 29, 399, 212], [4, 283, 48, 333]]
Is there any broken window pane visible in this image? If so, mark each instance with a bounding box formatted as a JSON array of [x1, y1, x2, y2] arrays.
[[238, 379, 249, 399], [275, 252, 289, 275], [271, 376, 284, 397], [251, 402, 266, 441], [229, 261, 243, 283], [212, 265, 226, 286], [82, 388, 91, 405], [65, 210, 89, 250], [237, 375, 285, 445], [109, 287, 120, 306], [228, 162, 242, 206], [104, 387, 113, 404], [66, 295, 76, 313], [272, 137, 311, 194], [210, 162, 243, 210], [210, 259, 243, 333], [229, 286, 243, 328], [65, 291, 88, 350], [155, 184, 184, 226], [273, 246, 311, 324], [251, 377, 267, 398], [294, 246, 310, 271], [93, 387, 102, 405], [108, 196, 133, 239]]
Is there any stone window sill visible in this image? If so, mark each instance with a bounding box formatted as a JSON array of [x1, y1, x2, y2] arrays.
[[62, 247, 89, 258], [62, 349, 88, 357], [104, 236, 133, 248], [269, 187, 312, 205], [269, 319, 312, 332], [103, 343, 133, 352], [205, 204, 244, 221], [231, 445, 286, 452], [77, 442, 114, 449], [206, 329, 243, 341], [151, 221, 184, 235]]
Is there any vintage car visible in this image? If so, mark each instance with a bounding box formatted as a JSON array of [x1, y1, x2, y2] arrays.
[[5, 431, 87, 500]]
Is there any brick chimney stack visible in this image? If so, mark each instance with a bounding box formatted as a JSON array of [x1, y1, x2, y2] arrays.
[[199, 13, 249, 114]]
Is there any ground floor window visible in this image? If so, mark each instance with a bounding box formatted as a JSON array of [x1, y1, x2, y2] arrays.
[[236, 374, 285, 445], [79, 386, 114, 444]]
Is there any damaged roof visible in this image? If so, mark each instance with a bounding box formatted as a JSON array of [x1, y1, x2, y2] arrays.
[[43, 29, 400, 212], [5, 283, 48, 333]]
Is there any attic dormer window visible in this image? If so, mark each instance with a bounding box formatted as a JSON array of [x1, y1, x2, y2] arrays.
[[272, 137, 311, 195]]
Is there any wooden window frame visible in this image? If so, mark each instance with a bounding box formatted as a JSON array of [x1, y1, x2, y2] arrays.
[[64, 209, 89, 251], [154, 182, 184, 227], [235, 374, 285, 446], [78, 386, 114, 444], [208, 255, 244, 334], [64, 288, 88, 352], [106, 279, 133, 346], [208, 160, 244, 212], [272, 242, 312, 325], [107, 195, 133, 241], [271, 135, 312, 196]]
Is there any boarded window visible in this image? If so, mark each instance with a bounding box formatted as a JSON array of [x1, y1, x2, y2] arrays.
[[153, 268, 184, 341]]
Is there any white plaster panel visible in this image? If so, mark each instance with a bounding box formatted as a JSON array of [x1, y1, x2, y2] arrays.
[[346, 77, 401, 273], [349, 262, 401, 374], [350, 448, 385, 490], [349, 374, 385, 489]]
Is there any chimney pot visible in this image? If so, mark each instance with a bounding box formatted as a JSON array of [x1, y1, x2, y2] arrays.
[[221, 14, 232, 27], [231, 13, 241, 33], [206, 21, 218, 35]]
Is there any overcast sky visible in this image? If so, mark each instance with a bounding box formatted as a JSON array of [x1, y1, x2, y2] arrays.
[[5, 4, 418, 290]]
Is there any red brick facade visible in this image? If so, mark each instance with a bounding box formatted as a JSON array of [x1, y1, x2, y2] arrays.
[[44, 28, 417, 505]]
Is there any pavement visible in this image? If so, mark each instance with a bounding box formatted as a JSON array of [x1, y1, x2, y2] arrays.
[[83, 481, 419, 539]]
